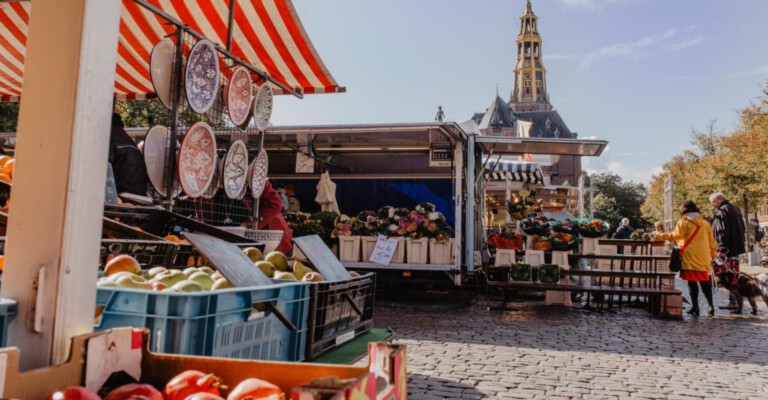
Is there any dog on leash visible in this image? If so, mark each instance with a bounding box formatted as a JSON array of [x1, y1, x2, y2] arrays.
[[714, 271, 768, 315]]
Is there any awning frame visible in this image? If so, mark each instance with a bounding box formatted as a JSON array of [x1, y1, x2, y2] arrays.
[[131, 0, 302, 98], [475, 136, 608, 157]]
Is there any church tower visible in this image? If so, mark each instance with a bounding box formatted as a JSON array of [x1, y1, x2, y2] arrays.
[[509, 0, 552, 112]]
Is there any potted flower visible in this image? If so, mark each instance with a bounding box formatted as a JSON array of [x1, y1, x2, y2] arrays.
[[520, 217, 551, 236], [510, 263, 532, 282], [487, 228, 523, 266], [333, 215, 360, 262], [424, 211, 454, 265], [546, 231, 581, 252], [405, 208, 429, 264], [575, 218, 610, 238]]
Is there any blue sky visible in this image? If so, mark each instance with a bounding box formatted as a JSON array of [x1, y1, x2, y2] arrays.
[[271, 0, 768, 185]]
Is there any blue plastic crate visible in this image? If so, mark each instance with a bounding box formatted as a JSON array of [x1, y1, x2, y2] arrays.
[[95, 281, 309, 361], [0, 298, 17, 347]]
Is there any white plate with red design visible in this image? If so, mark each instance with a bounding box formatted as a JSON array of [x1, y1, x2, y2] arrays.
[[178, 122, 217, 198]]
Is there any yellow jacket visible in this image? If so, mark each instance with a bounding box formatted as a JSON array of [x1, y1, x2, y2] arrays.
[[655, 213, 716, 272]]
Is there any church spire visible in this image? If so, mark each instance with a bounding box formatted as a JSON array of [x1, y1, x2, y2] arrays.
[[509, 0, 552, 112]]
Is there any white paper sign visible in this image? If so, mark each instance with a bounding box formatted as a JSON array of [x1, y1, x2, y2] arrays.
[[369, 235, 398, 266]]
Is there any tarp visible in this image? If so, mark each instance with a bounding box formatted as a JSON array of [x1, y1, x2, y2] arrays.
[[0, 0, 342, 101], [484, 160, 544, 184]]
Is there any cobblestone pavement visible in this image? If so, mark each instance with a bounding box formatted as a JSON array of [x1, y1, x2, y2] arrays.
[[372, 284, 768, 400]]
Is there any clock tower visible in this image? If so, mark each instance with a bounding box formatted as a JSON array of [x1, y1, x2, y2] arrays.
[[509, 0, 552, 112]]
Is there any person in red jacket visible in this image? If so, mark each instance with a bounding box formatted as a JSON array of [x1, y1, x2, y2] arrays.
[[243, 180, 293, 254]]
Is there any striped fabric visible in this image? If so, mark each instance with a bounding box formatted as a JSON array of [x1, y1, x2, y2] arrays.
[[0, 0, 340, 101], [484, 160, 544, 183]]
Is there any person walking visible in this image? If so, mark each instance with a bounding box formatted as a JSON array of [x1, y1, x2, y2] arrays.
[[709, 192, 746, 310], [654, 200, 717, 316], [613, 218, 634, 239]]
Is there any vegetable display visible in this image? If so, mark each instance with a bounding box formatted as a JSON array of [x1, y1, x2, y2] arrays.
[[509, 263, 532, 282], [537, 264, 561, 284]]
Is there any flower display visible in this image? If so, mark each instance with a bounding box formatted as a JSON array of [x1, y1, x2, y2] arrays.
[[520, 217, 551, 236], [629, 229, 652, 241], [537, 264, 561, 284], [507, 191, 543, 220], [550, 220, 577, 234], [546, 231, 581, 251], [575, 218, 610, 238], [486, 229, 524, 251], [510, 263, 532, 282]]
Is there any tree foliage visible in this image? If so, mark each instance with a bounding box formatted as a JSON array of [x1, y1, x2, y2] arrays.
[[0, 103, 19, 133], [642, 82, 768, 227], [585, 172, 647, 235]]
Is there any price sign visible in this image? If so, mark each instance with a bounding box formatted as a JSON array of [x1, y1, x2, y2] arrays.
[[369, 235, 398, 266]]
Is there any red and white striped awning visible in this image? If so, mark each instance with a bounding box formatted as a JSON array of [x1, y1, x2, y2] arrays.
[[0, 0, 342, 102]]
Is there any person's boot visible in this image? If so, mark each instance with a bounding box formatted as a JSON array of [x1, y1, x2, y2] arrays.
[[687, 307, 700, 316]]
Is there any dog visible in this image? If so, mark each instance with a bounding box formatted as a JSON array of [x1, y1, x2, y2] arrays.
[[714, 270, 768, 315]]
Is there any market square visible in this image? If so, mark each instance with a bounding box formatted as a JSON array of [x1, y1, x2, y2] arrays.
[[0, 0, 767, 399]]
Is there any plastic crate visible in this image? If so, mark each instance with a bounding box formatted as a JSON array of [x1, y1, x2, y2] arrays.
[[306, 273, 376, 360], [99, 239, 178, 268], [94, 281, 309, 361], [0, 298, 17, 347]]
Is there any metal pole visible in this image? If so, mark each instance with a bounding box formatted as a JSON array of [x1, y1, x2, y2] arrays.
[[465, 133, 476, 272], [252, 132, 266, 229], [226, 0, 236, 51], [166, 28, 184, 211]]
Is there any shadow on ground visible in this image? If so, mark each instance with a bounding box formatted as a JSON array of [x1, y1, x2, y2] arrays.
[[374, 286, 768, 366], [407, 374, 486, 400]]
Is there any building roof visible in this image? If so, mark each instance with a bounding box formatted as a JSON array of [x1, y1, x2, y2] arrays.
[[515, 109, 575, 139], [477, 95, 517, 130]]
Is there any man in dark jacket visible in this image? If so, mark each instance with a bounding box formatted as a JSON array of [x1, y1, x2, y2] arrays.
[[613, 218, 634, 239], [109, 113, 148, 196], [710, 192, 746, 309]]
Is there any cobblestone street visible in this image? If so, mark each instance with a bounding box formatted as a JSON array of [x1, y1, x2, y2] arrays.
[[373, 285, 768, 400]]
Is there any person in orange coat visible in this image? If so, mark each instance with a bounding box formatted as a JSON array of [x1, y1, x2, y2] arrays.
[[654, 200, 717, 316], [244, 180, 293, 254]]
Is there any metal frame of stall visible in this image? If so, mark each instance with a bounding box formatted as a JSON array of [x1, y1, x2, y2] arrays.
[[263, 122, 468, 286]]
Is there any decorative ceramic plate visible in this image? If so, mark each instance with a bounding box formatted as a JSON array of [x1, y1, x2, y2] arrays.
[[202, 154, 220, 199], [185, 39, 220, 114], [251, 150, 269, 198], [178, 122, 217, 198], [223, 140, 249, 199], [143, 125, 181, 197], [252, 84, 273, 131], [205, 86, 225, 125], [150, 39, 188, 112], [227, 66, 253, 126]]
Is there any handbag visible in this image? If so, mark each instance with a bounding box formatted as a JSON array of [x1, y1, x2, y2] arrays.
[[668, 223, 701, 273]]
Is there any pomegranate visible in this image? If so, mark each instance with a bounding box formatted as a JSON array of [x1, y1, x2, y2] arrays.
[[104, 383, 163, 400], [227, 378, 283, 400], [163, 370, 222, 400], [45, 386, 101, 400]]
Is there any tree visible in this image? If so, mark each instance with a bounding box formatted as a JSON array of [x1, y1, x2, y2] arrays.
[[584, 172, 647, 234], [0, 103, 19, 133]]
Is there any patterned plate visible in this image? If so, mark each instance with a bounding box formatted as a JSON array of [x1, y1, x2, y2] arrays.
[[227, 66, 253, 127], [223, 140, 249, 199], [251, 149, 269, 198], [178, 122, 217, 198], [143, 125, 181, 197], [185, 39, 220, 114], [202, 154, 220, 199], [253, 84, 273, 131]]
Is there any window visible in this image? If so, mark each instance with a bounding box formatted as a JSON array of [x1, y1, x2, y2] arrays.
[[537, 81, 542, 87]]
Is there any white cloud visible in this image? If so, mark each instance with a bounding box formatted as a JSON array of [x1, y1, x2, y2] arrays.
[[548, 29, 706, 69], [583, 145, 661, 184]]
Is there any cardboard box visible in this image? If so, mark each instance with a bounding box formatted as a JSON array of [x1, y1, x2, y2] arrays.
[[0, 328, 407, 400]]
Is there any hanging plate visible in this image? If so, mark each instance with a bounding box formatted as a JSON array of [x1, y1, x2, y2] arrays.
[[150, 39, 188, 112], [223, 140, 249, 199], [178, 122, 217, 198], [143, 125, 181, 198], [251, 150, 269, 198], [185, 39, 220, 114], [252, 84, 273, 131], [227, 66, 253, 127]]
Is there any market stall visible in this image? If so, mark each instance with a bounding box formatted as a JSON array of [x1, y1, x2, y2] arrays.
[[0, 0, 408, 397]]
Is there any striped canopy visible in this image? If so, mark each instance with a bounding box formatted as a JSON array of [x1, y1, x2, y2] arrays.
[[484, 160, 544, 184], [0, 0, 342, 101]]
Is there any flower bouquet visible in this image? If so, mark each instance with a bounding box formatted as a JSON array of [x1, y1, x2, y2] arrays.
[[507, 192, 543, 221], [520, 217, 551, 236], [575, 218, 609, 238], [537, 264, 561, 284], [510, 263, 532, 282], [486, 230, 524, 251], [546, 231, 580, 251], [550, 220, 577, 234]]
